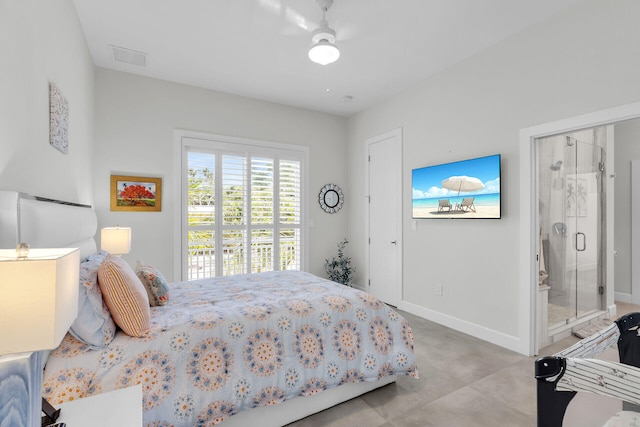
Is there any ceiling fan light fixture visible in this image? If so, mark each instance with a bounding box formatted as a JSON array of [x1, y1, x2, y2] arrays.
[[308, 39, 340, 65]]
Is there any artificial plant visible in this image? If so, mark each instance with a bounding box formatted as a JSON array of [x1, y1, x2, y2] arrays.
[[325, 238, 356, 286]]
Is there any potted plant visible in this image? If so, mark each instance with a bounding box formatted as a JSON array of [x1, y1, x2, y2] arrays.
[[325, 238, 356, 286]]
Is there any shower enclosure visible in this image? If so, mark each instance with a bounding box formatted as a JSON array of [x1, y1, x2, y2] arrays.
[[537, 128, 607, 331]]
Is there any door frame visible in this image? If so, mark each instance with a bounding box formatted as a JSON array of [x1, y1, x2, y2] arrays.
[[520, 101, 640, 356], [365, 128, 403, 304]]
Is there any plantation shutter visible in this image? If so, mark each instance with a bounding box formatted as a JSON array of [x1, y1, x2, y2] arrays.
[[184, 140, 303, 280]]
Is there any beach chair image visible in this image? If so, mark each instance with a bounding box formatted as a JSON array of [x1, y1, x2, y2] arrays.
[[455, 197, 476, 212], [438, 199, 452, 212]]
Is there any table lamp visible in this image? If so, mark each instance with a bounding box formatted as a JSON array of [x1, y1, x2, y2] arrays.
[[100, 226, 131, 256], [0, 245, 80, 427]]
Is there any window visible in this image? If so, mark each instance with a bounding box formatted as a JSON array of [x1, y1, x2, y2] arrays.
[[177, 133, 308, 280]]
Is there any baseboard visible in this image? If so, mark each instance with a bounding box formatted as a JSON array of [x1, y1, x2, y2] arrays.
[[398, 300, 523, 354], [615, 292, 633, 304]]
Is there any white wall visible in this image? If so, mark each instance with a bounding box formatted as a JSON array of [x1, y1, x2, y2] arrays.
[[94, 69, 348, 281], [0, 0, 94, 205], [347, 0, 640, 352], [614, 119, 640, 297]]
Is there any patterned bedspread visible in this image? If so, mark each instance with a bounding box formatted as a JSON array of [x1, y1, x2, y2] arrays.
[[43, 271, 418, 426]]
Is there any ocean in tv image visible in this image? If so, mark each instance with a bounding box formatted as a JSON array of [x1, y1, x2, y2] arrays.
[[412, 154, 501, 219]]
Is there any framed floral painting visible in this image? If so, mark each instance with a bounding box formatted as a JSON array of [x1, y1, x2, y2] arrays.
[[110, 175, 162, 211]]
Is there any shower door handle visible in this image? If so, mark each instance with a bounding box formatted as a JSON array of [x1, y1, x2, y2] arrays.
[[575, 232, 586, 252]]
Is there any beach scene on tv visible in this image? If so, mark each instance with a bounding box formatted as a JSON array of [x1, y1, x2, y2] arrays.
[[412, 154, 501, 219]]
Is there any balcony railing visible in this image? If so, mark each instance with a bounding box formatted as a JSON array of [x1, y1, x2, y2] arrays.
[[187, 239, 299, 280]]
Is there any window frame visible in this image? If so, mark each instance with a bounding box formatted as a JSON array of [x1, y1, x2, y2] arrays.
[[174, 130, 309, 281]]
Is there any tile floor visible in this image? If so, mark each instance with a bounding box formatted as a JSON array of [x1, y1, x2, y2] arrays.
[[287, 302, 640, 427]]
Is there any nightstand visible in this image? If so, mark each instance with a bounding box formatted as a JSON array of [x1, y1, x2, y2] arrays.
[[53, 385, 142, 426]]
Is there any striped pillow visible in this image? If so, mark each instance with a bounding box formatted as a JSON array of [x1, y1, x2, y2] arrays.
[[97, 254, 150, 337]]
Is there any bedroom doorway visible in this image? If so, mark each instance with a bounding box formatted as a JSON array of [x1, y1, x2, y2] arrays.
[[367, 129, 402, 306], [519, 102, 640, 356]]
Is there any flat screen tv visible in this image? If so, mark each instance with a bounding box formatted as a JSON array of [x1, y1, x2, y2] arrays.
[[412, 154, 501, 219]]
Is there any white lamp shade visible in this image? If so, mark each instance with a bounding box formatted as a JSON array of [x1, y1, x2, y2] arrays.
[[308, 40, 340, 65], [101, 226, 131, 255], [0, 248, 80, 355]]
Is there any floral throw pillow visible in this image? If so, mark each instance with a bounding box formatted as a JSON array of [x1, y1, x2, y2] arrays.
[[135, 260, 170, 307]]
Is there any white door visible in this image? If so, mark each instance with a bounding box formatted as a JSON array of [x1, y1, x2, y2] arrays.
[[368, 129, 402, 306]]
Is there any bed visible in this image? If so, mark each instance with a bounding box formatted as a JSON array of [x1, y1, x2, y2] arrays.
[[0, 191, 418, 426]]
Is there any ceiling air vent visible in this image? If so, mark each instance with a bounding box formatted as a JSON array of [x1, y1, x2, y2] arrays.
[[110, 45, 147, 67]]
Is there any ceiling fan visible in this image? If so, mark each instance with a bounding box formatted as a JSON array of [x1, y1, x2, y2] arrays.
[[256, 0, 345, 64], [308, 0, 340, 65]]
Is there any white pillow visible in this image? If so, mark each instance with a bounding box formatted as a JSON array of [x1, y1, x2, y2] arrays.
[[68, 251, 116, 349]]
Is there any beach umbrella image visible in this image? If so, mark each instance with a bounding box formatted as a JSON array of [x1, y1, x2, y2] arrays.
[[441, 175, 484, 198]]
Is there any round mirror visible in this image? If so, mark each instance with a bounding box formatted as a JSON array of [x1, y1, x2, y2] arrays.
[[324, 190, 339, 208], [319, 184, 344, 213]]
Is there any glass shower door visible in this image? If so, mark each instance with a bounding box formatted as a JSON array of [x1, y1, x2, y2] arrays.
[[562, 137, 604, 322]]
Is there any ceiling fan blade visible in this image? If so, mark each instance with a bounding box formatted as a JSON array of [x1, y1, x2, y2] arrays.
[[256, 0, 315, 35], [327, 0, 371, 42]]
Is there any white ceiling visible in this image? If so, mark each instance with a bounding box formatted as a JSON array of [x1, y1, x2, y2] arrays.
[[72, 0, 584, 117]]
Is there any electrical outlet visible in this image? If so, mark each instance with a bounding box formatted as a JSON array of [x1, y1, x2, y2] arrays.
[[436, 284, 443, 296]]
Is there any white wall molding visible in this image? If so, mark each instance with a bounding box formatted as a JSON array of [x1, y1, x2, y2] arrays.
[[399, 301, 521, 353], [614, 293, 632, 304]]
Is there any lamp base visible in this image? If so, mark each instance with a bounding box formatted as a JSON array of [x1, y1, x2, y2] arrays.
[[0, 351, 43, 427]]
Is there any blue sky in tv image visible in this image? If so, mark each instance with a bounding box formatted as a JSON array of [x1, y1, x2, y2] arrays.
[[411, 154, 501, 208]]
